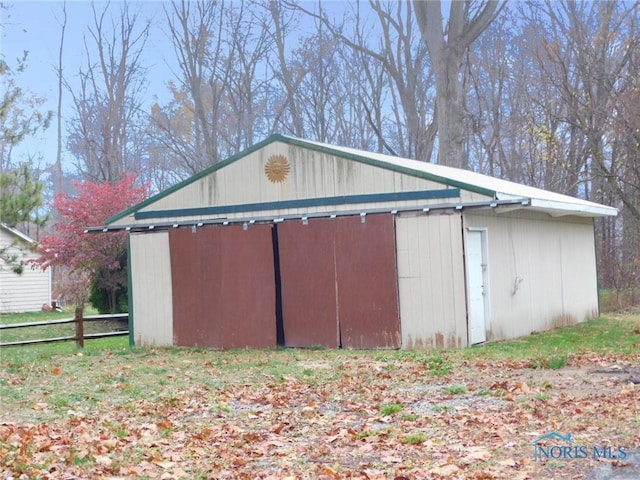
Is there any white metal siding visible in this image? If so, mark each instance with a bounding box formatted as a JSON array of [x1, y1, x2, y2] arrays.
[[0, 229, 51, 313], [396, 212, 468, 348], [130, 232, 173, 346], [112, 142, 466, 227], [464, 211, 598, 340]]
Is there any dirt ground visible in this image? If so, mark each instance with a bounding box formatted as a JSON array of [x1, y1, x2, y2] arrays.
[[1, 350, 639, 479]]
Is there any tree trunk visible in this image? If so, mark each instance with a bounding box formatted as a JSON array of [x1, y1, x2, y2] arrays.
[[55, 2, 66, 201], [413, 0, 503, 168]]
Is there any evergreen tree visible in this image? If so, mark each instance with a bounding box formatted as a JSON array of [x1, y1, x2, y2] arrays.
[[0, 165, 47, 228], [1, 55, 51, 272]]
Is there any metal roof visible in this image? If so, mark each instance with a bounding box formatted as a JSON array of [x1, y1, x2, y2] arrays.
[[290, 136, 618, 218]]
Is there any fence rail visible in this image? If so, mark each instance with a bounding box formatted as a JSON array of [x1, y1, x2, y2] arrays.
[[0, 308, 128, 348]]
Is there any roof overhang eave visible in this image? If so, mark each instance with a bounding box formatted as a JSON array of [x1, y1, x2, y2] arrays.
[[528, 199, 618, 218]]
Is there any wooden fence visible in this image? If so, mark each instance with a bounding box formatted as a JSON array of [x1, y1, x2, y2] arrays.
[[0, 308, 128, 348]]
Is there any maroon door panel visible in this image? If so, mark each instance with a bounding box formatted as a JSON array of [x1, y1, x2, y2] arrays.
[[169, 225, 276, 349], [335, 215, 401, 349], [277, 219, 340, 348]]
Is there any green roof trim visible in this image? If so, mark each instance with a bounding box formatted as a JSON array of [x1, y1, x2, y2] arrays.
[[126, 234, 134, 347], [134, 188, 460, 220], [107, 134, 495, 225]]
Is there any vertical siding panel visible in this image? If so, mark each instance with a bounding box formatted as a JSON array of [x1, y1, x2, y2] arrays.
[[396, 213, 466, 348], [398, 215, 421, 347], [256, 150, 268, 203], [430, 217, 446, 344], [449, 216, 467, 347], [393, 171, 404, 193], [301, 151, 317, 200], [381, 163, 395, 192], [349, 161, 364, 195], [314, 154, 325, 199], [416, 218, 433, 343], [214, 167, 225, 205], [296, 150, 310, 199], [324, 156, 337, 198], [130, 232, 174, 346], [437, 214, 466, 347], [560, 222, 598, 318], [412, 278, 427, 344], [464, 211, 599, 341], [370, 160, 382, 192], [396, 217, 415, 346]]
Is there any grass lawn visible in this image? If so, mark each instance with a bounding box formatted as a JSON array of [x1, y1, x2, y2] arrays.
[[463, 313, 640, 359], [1, 311, 639, 479], [0, 309, 127, 354]]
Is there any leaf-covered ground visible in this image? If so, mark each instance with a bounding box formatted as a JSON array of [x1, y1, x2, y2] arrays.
[[1, 320, 639, 479]]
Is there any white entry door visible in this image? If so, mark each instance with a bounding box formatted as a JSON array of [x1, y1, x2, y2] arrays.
[[466, 230, 488, 344]]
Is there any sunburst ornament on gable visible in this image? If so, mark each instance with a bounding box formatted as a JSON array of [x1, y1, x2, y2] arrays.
[[264, 154, 291, 183]]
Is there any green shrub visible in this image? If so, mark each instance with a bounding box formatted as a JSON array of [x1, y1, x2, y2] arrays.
[[89, 279, 128, 314]]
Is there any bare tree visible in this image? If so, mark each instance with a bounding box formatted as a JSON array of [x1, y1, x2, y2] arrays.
[[151, 0, 272, 177], [268, 0, 305, 137], [67, 2, 150, 183], [54, 2, 66, 199], [364, 0, 436, 160], [413, 0, 504, 168], [267, 1, 380, 149], [220, 0, 273, 152], [604, 10, 640, 298], [283, 0, 436, 160], [467, 0, 638, 294], [466, 7, 591, 197], [465, 8, 530, 181], [463, 12, 511, 178], [529, 1, 639, 216], [161, 0, 224, 170], [611, 52, 640, 208]]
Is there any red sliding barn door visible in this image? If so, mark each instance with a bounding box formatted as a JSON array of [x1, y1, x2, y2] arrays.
[[335, 215, 401, 349], [277, 219, 340, 348], [278, 214, 400, 349], [169, 224, 276, 349]]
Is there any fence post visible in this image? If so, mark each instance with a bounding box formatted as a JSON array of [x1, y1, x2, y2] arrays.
[[75, 307, 84, 349]]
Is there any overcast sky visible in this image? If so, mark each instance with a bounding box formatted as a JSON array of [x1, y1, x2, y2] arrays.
[[2, 1, 174, 172], [2, 0, 385, 176]]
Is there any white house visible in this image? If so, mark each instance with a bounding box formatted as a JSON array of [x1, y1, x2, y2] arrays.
[[0, 223, 52, 313]]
